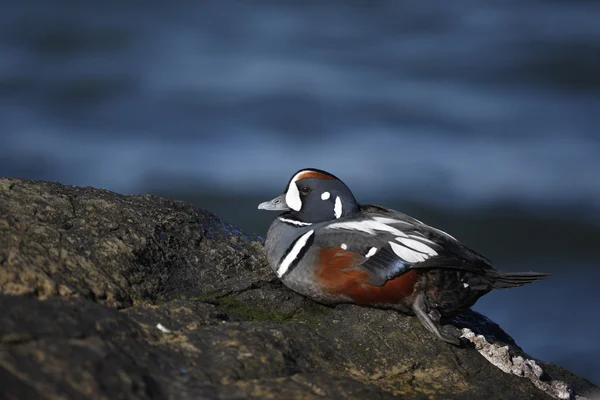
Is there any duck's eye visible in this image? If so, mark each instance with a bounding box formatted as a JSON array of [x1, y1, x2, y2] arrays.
[[299, 186, 311, 195]]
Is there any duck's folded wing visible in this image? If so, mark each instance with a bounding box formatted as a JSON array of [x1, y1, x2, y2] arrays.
[[314, 210, 494, 286]]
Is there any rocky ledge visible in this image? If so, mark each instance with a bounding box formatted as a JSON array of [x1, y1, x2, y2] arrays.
[[0, 178, 597, 400]]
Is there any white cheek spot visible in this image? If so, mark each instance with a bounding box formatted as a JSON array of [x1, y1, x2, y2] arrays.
[[463, 282, 469, 288], [340, 243, 347, 250], [285, 181, 302, 211], [277, 230, 315, 278], [321, 191, 331, 200], [334, 196, 342, 219], [366, 247, 378, 258]]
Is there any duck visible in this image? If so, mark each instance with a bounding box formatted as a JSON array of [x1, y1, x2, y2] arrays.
[[258, 168, 549, 344]]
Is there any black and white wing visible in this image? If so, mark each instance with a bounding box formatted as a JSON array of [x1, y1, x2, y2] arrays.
[[315, 204, 494, 286]]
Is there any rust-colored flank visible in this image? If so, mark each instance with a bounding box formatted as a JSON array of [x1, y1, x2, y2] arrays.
[[316, 247, 417, 305]]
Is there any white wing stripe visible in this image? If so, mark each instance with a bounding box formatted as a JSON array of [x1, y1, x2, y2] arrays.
[[366, 247, 378, 258], [407, 234, 437, 246], [389, 241, 427, 263], [372, 217, 413, 227], [325, 218, 409, 238], [396, 237, 438, 256]]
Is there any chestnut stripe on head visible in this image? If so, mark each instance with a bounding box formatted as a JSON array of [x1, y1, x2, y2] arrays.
[[293, 170, 336, 181]]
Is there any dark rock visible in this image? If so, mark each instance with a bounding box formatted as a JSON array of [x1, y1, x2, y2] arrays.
[[0, 178, 598, 399], [0, 178, 268, 307]]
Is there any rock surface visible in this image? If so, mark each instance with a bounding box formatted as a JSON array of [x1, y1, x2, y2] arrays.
[[0, 177, 597, 400]]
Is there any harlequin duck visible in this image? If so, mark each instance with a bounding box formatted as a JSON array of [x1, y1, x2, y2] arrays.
[[258, 168, 550, 345]]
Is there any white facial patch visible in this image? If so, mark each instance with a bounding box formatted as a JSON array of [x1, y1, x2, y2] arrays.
[[396, 237, 438, 256], [278, 217, 312, 226], [285, 181, 302, 211], [277, 230, 314, 278], [340, 243, 347, 250], [321, 191, 331, 200], [325, 216, 410, 237], [389, 241, 428, 263], [365, 247, 378, 258], [334, 196, 342, 219]]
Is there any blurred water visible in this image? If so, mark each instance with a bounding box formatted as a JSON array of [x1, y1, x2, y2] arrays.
[[1, 0, 599, 385]]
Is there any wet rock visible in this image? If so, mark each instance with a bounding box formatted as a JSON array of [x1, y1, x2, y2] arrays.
[[0, 177, 598, 399]]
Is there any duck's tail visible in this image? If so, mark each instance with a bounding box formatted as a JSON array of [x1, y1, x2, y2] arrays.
[[488, 271, 552, 289]]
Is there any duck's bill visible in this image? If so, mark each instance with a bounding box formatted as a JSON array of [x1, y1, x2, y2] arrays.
[[258, 194, 290, 211]]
